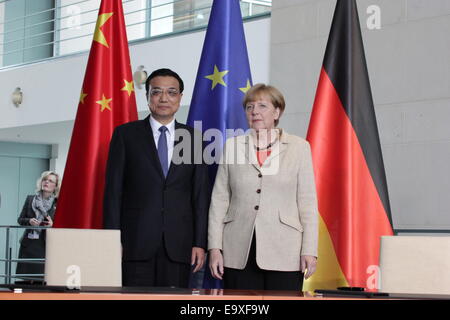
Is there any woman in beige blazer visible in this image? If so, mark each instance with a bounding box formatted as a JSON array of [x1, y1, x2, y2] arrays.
[[208, 84, 319, 290]]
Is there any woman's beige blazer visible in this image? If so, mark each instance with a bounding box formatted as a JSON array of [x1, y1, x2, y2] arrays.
[[208, 131, 318, 271]]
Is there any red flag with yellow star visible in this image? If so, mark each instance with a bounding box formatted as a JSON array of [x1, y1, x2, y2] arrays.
[[54, 0, 138, 229]]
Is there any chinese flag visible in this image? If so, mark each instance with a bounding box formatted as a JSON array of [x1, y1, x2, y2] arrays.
[[54, 0, 138, 229], [303, 0, 393, 291]]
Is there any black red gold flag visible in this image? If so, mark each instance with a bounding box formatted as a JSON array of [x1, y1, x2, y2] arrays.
[[304, 0, 393, 290]]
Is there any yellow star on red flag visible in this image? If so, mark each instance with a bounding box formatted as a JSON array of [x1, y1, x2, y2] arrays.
[[94, 12, 114, 48], [96, 94, 112, 112], [121, 79, 135, 97], [79, 90, 88, 104]]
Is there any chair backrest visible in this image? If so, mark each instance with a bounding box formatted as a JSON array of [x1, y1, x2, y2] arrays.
[[45, 228, 121, 287], [380, 235, 450, 295]]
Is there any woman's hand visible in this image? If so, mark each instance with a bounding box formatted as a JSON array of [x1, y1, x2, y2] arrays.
[[45, 215, 53, 227], [29, 218, 40, 226], [209, 249, 224, 280], [301, 255, 317, 279]]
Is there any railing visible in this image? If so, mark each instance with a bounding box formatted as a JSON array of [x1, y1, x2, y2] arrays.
[[0, 225, 49, 285], [0, 0, 272, 69]]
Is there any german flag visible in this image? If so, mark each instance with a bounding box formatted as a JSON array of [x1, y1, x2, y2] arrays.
[[303, 0, 394, 291]]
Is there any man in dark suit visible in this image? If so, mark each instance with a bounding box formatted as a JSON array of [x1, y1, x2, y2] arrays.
[[103, 68, 209, 288]]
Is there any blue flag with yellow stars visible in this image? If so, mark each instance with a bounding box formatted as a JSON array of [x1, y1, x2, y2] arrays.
[[187, 0, 251, 147], [187, 0, 252, 289]]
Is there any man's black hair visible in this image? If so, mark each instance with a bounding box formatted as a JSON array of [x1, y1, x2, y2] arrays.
[[145, 68, 184, 95]]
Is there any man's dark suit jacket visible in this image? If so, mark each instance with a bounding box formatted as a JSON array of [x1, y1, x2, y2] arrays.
[[103, 116, 209, 265]]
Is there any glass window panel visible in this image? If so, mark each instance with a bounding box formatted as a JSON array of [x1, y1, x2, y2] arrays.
[[122, 0, 146, 41], [151, 0, 173, 36], [58, 0, 147, 55], [2, 0, 55, 67], [58, 0, 100, 55], [0, 2, 4, 66]]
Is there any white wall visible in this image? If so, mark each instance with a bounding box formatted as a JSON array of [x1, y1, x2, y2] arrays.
[[0, 17, 270, 174]]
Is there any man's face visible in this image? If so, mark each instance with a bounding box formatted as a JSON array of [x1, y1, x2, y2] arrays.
[[148, 76, 183, 123]]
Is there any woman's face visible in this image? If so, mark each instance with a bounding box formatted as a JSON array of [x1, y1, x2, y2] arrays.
[[41, 174, 57, 194], [245, 94, 280, 131]]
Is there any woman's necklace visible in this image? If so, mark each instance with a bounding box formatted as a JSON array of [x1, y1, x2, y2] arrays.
[[254, 130, 279, 151], [255, 141, 275, 151]]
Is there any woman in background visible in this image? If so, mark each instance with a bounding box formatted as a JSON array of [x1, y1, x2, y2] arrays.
[[16, 170, 60, 284]]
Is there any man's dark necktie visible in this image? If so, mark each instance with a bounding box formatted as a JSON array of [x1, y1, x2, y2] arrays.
[[158, 126, 168, 177]]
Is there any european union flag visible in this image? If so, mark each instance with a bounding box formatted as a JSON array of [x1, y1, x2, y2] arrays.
[[187, 0, 253, 289], [187, 0, 252, 143]]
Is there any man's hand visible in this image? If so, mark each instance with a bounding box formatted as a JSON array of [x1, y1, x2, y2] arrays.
[[191, 247, 205, 273]]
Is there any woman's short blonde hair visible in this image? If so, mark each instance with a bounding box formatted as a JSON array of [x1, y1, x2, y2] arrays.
[[35, 171, 61, 197], [243, 83, 286, 127]]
